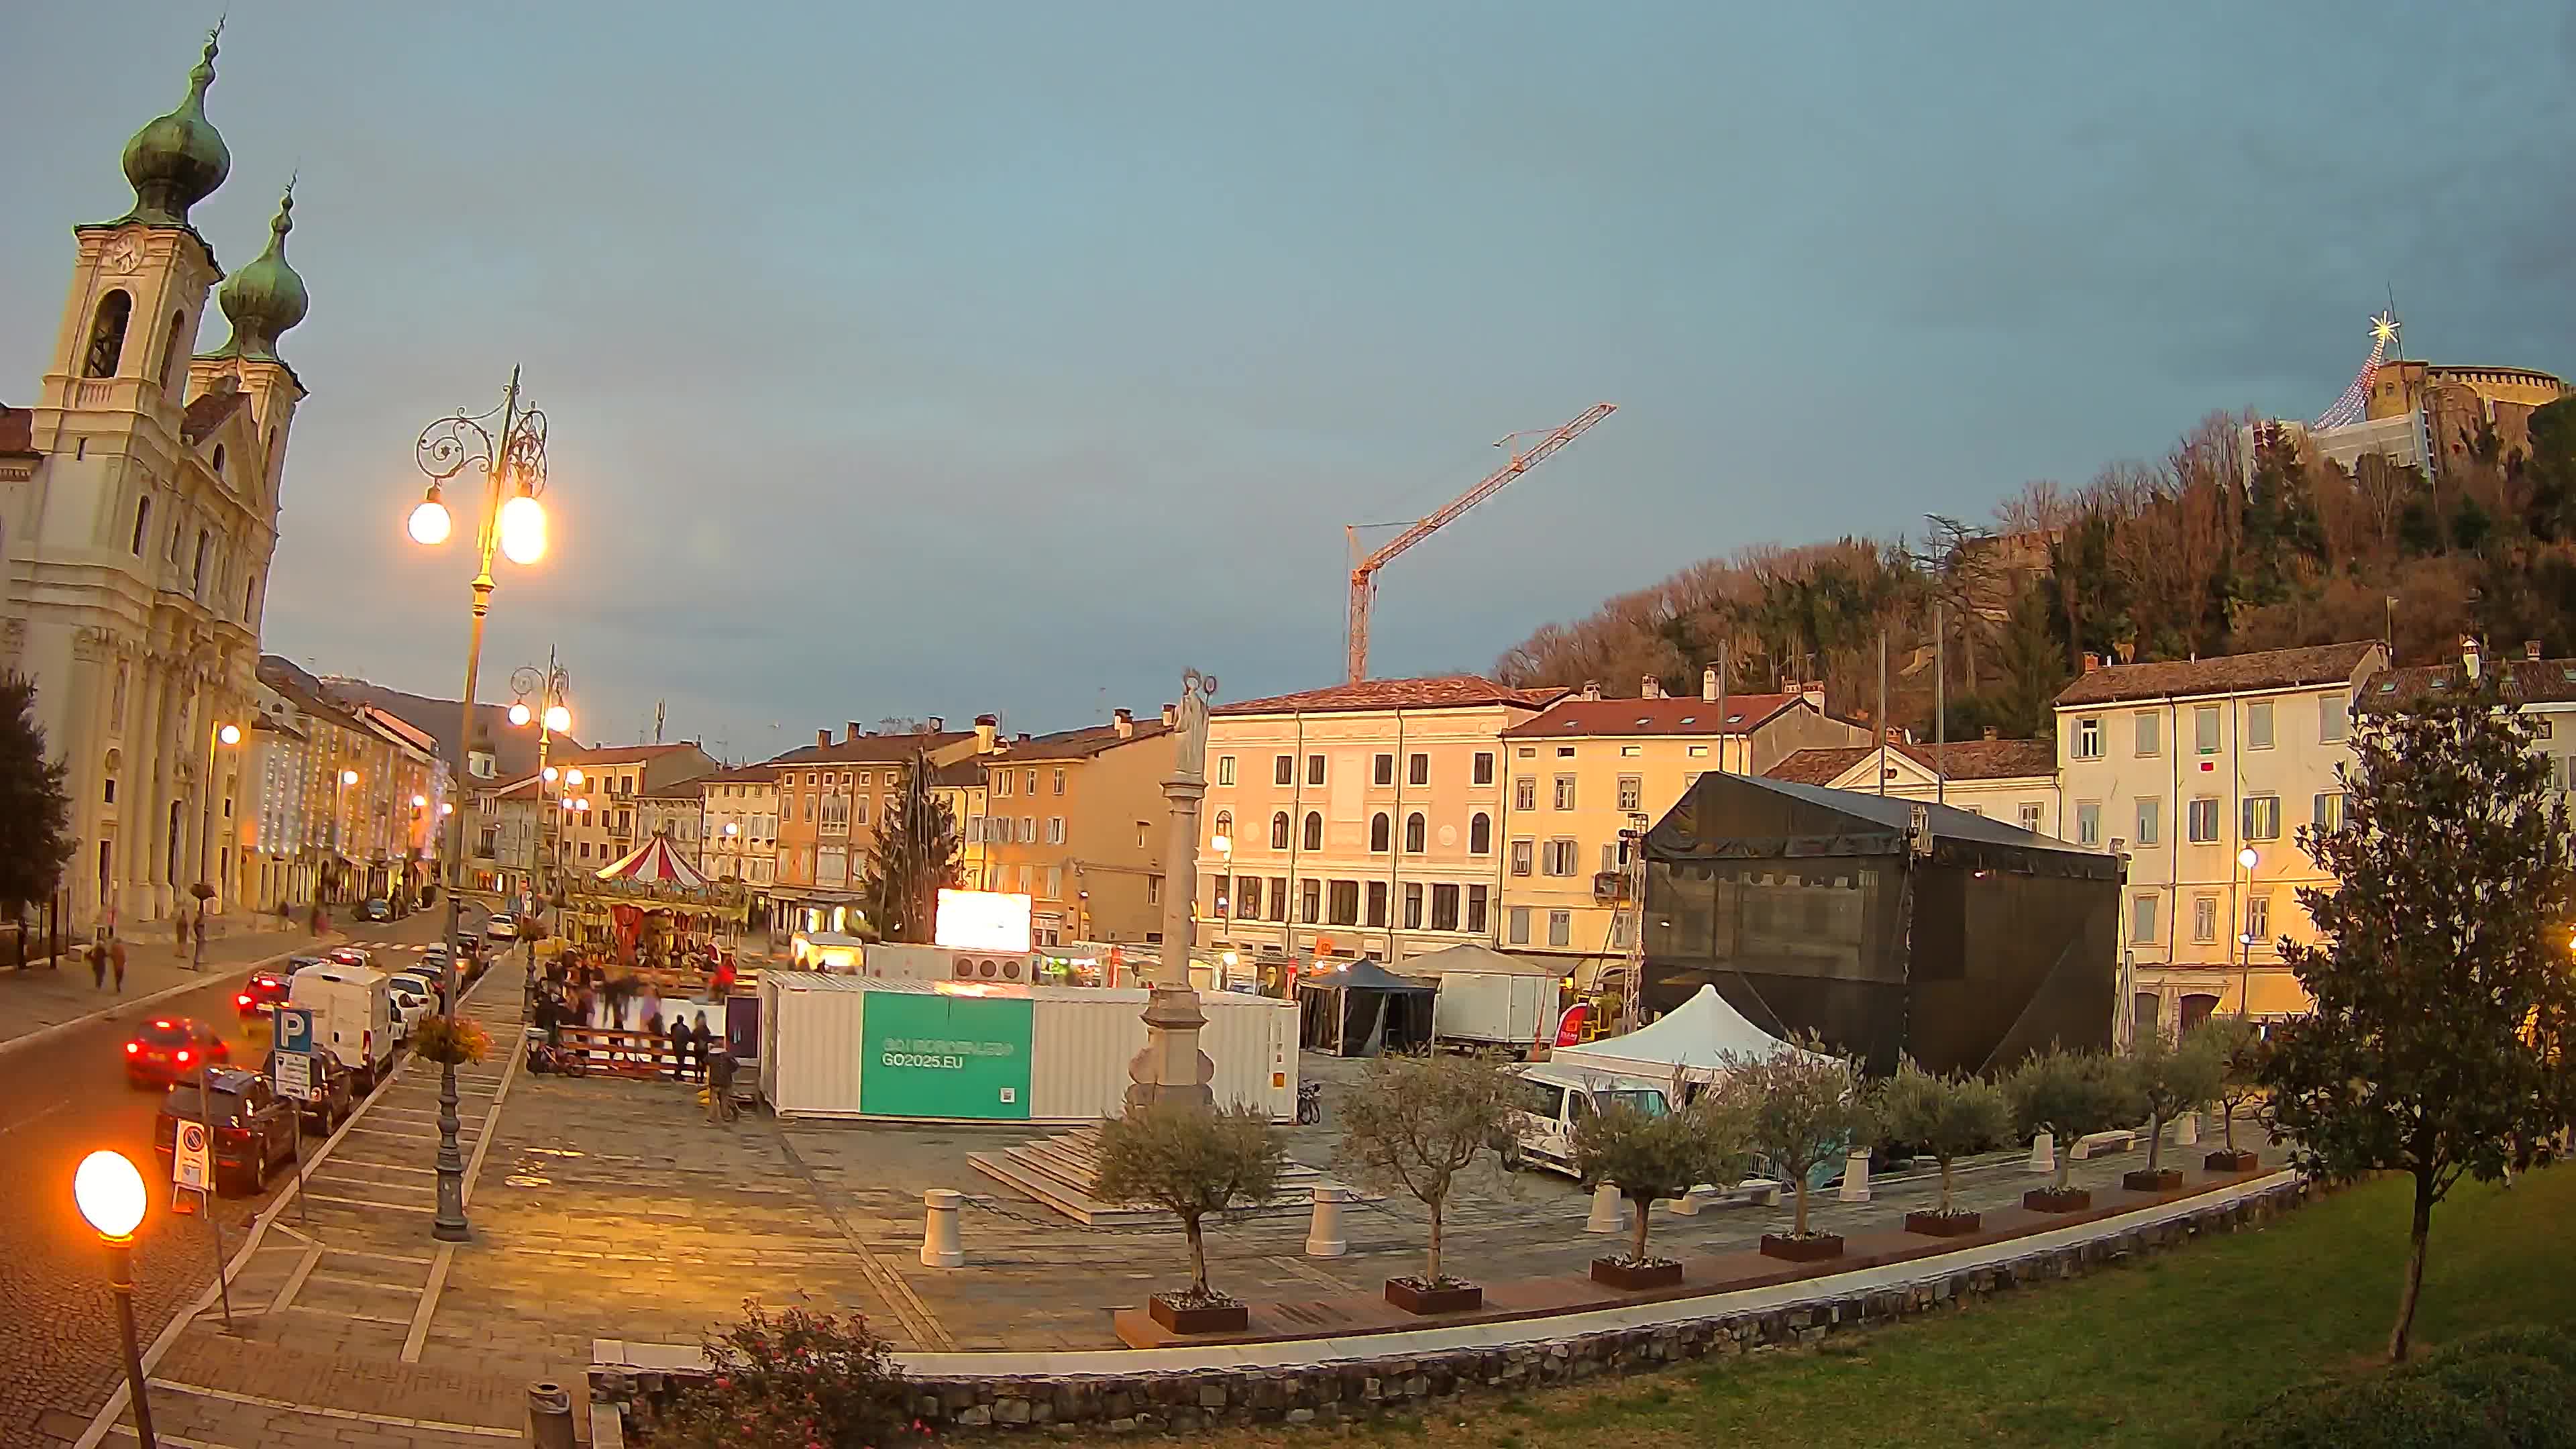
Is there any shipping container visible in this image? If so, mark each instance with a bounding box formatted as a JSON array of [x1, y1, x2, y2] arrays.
[[758, 972, 1297, 1122], [1432, 971, 1558, 1050]]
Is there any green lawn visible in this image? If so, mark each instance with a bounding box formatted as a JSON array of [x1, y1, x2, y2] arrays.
[[1080, 1167, 2576, 1449]]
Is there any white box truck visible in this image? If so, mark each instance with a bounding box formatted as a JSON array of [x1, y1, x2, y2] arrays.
[[288, 964, 397, 1089], [1432, 970, 1558, 1053]]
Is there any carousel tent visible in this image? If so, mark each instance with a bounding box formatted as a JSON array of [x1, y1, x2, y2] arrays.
[[595, 835, 709, 889], [1296, 959, 1436, 1057], [1550, 983, 1815, 1087]]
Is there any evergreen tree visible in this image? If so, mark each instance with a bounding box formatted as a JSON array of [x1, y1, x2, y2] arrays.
[[857, 751, 959, 943], [0, 673, 74, 932], [2263, 671, 2576, 1362]]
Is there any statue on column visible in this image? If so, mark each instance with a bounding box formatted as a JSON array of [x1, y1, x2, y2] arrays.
[[1173, 669, 1216, 781], [1127, 667, 1218, 1112]]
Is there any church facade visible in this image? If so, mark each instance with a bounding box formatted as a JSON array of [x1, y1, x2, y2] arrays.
[[0, 30, 311, 930]]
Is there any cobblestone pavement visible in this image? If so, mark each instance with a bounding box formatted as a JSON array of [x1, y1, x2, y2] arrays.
[[49, 911, 502, 1449]]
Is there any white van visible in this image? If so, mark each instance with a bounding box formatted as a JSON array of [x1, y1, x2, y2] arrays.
[[288, 965, 398, 1089], [1500, 1063, 1672, 1177]]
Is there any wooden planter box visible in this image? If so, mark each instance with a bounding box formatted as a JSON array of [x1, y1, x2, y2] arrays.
[[1759, 1232, 1845, 1263], [2023, 1187, 2092, 1214], [2122, 1167, 2184, 1193], [1904, 1209, 1982, 1238], [2205, 1149, 2260, 1173], [1146, 1293, 1248, 1335], [1589, 1256, 1684, 1291], [1383, 1278, 1484, 1315]]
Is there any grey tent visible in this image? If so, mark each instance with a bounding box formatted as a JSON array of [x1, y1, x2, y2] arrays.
[[1295, 958, 1437, 1056]]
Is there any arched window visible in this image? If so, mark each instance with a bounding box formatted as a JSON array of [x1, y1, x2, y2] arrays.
[[1469, 812, 1492, 855], [210, 443, 225, 480], [1212, 810, 1232, 845], [162, 311, 188, 392], [1270, 812, 1290, 850], [129, 496, 152, 555], [192, 529, 211, 596], [1404, 812, 1427, 853], [1369, 812, 1391, 853], [85, 290, 132, 378], [1301, 811, 1323, 851]]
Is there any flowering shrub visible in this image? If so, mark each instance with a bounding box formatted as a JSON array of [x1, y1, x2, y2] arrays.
[[410, 1014, 490, 1066], [643, 1301, 912, 1448]]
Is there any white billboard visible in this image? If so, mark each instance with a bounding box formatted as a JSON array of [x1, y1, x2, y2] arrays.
[[935, 889, 1034, 952]]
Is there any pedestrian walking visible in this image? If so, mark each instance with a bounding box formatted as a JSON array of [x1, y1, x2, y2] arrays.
[[89, 936, 107, 990], [111, 935, 127, 993], [706, 1042, 737, 1124], [193, 910, 207, 966], [668, 1015, 694, 1083], [692, 1010, 714, 1085]]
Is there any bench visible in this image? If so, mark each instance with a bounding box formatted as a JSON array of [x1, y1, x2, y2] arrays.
[[2071, 1129, 2137, 1160], [1669, 1177, 1782, 1215]]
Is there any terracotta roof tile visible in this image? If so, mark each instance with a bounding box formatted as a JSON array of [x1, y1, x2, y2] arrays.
[[0, 406, 34, 457], [768, 731, 971, 767], [2052, 641, 2382, 708], [696, 763, 782, 786], [1765, 738, 2057, 786], [180, 389, 248, 443], [1214, 675, 1568, 716], [1501, 693, 1805, 739], [557, 742, 706, 767], [2364, 656, 2576, 709], [928, 759, 987, 788], [991, 718, 1171, 761]]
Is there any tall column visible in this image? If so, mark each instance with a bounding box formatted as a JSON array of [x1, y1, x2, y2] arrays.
[[1126, 669, 1217, 1113]]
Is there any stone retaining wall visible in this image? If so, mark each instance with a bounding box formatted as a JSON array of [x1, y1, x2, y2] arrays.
[[594, 1178, 2308, 1438]]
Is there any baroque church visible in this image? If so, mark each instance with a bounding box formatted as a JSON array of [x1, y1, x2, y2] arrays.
[[0, 30, 309, 930]]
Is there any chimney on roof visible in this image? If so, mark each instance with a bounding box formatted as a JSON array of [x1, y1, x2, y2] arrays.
[[1113, 707, 1134, 739], [974, 714, 998, 752], [1581, 680, 1601, 701], [1983, 725, 2000, 741], [1161, 702, 1177, 727], [2082, 652, 2102, 674], [2461, 635, 2482, 682], [926, 716, 945, 733], [1641, 676, 1664, 699], [1016, 733, 1031, 745], [816, 728, 831, 748], [1702, 666, 1719, 702], [2526, 641, 2542, 662], [847, 721, 864, 742]]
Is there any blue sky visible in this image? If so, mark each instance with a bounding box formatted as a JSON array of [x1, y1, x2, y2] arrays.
[[7, 2, 2573, 759]]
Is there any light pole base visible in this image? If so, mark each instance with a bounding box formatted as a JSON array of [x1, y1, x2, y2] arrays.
[[431, 1219, 472, 1243]]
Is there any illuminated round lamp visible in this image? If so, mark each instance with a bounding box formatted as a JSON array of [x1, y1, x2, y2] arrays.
[[216, 723, 241, 746], [541, 765, 558, 783], [440, 802, 453, 816], [564, 768, 584, 787], [543, 704, 571, 734], [340, 769, 358, 786], [411, 794, 427, 809], [1210, 834, 1231, 855], [406, 486, 452, 546], [508, 702, 533, 728], [2238, 847, 2259, 871], [496, 490, 546, 566], [74, 1150, 147, 1241]]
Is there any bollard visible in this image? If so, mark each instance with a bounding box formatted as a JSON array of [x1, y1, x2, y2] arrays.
[[1837, 1148, 1872, 1203], [2027, 1130, 2056, 1175], [920, 1188, 964, 1268], [2176, 1111, 2200, 1147], [528, 1381, 577, 1449], [1669, 1183, 1706, 1217], [1305, 1185, 1349, 1257], [1585, 1181, 1622, 1233]]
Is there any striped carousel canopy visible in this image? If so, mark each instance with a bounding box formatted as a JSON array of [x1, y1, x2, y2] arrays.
[[594, 834, 709, 890]]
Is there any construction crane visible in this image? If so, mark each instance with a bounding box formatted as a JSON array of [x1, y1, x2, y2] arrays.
[[1344, 402, 1617, 683]]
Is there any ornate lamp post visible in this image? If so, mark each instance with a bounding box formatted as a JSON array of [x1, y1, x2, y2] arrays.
[[409, 368, 550, 1242], [2237, 845, 2259, 1019], [1127, 669, 1218, 1111], [508, 653, 572, 938], [74, 1150, 156, 1448], [194, 721, 241, 968]]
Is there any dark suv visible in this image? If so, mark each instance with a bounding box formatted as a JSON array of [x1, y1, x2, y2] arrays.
[[153, 1067, 301, 1193], [260, 1048, 356, 1133]]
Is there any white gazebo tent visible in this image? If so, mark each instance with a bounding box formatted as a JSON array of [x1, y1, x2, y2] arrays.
[[1548, 983, 1819, 1089]]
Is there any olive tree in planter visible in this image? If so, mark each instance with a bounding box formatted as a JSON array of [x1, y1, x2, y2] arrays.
[[2188, 1016, 2269, 1173], [1095, 1101, 1285, 1334], [2123, 1028, 2224, 1192], [1878, 1059, 2012, 1237], [1721, 1038, 1872, 1262], [1571, 1074, 1753, 1290], [2008, 1047, 2139, 1212], [1335, 1052, 1514, 1314]]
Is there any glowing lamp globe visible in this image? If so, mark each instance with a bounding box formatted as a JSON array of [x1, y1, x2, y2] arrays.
[[341, 770, 358, 786], [440, 802, 453, 815], [1210, 834, 1231, 855], [541, 765, 557, 783], [508, 702, 533, 728], [496, 492, 547, 566], [74, 1150, 146, 1240], [217, 724, 241, 746], [407, 496, 453, 546], [543, 704, 572, 733], [564, 768, 584, 786], [411, 794, 427, 809], [2239, 847, 2259, 871]]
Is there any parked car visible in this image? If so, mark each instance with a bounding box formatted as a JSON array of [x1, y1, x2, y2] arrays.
[[1498, 1063, 1671, 1177], [284, 954, 334, 976], [360, 898, 392, 922], [235, 969, 293, 1018], [125, 1017, 229, 1088], [326, 947, 376, 971], [483, 915, 519, 942], [153, 1066, 301, 1193], [260, 1046, 356, 1132], [383, 975, 435, 1037]]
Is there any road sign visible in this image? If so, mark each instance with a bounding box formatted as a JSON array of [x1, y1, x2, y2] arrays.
[[276, 1006, 315, 1057], [174, 1120, 210, 1191], [274, 1050, 315, 1103]]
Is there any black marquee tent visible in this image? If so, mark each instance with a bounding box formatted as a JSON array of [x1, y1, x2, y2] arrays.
[[1295, 959, 1437, 1056], [1639, 773, 2120, 1076]]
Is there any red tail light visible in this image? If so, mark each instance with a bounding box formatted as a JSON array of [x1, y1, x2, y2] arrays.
[[174, 1049, 192, 1063], [124, 1042, 140, 1055], [217, 1125, 250, 1143], [236, 994, 252, 1007]]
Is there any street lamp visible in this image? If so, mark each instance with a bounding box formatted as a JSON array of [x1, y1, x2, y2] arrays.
[[2237, 846, 2260, 1016], [195, 721, 243, 967], [74, 1150, 156, 1448], [411, 368, 551, 1244], [509, 653, 572, 930]]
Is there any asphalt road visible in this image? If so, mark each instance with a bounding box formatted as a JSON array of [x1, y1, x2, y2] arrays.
[[0, 905, 470, 1444]]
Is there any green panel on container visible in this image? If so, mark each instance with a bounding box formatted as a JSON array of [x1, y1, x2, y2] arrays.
[[860, 991, 1034, 1120]]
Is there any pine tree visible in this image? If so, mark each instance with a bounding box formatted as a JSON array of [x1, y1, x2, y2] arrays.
[[857, 751, 959, 943], [2263, 670, 2576, 1362], [0, 673, 74, 932]]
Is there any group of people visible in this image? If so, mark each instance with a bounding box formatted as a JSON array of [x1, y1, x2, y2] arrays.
[[528, 951, 737, 1122]]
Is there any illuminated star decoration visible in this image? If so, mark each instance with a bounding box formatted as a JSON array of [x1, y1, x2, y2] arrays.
[[2315, 309, 2402, 431], [2369, 310, 2401, 349]]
